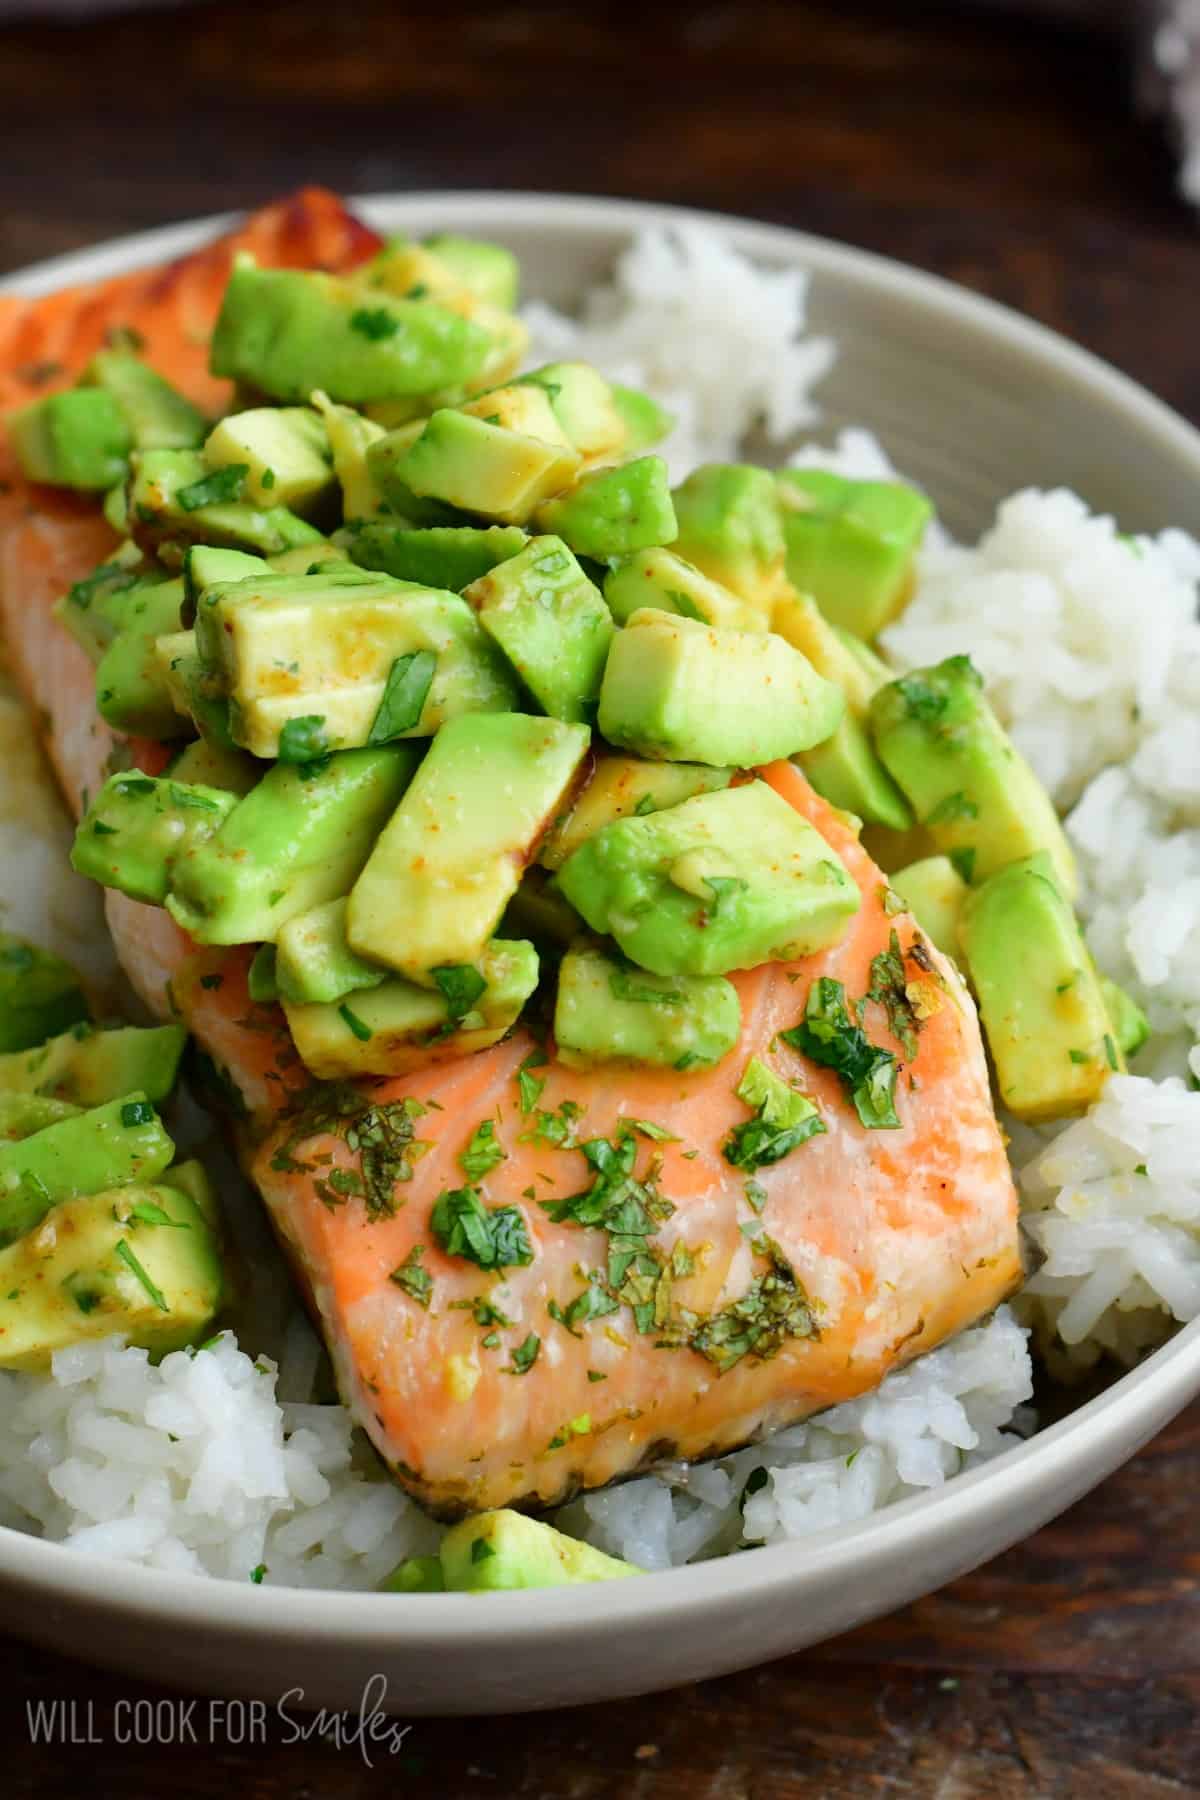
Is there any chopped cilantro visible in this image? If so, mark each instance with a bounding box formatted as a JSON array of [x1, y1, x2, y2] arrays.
[[704, 875, 749, 913], [129, 1198, 187, 1229], [350, 306, 399, 340], [609, 967, 682, 1006], [367, 649, 437, 745], [250, 1563, 267, 1585], [470, 1536, 496, 1564], [66, 560, 138, 612], [722, 1058, 825, 1172], [389, 1244, 433, 1308], [432, 963, 487, 1023], [120, 1099, 155, 1128], [517, 1054, 547, 1115], [689, 1239, 817, 1373], [1068, 1048, 1089, 1065], [431, 1186, 533, 1270], [508, 1332, 540, 1375], [260, 467, 276, 491], [1104, 1033, 1118, 1071], [948, 846, 976, 884], [271, 1084, 428, 1220], [277, 715, 331, 765], [782, 977, 901, 1129], [176, 464, 248, 511], [587, 1368, 607, 1383], [460, 1119, 506, 1180], [674, 1051, 704, 1071], [114, 1239, 169, 1311], [633, 793, 657, 815], [867, 930, 919, 1059], [629, 1119, 677, 1142], [744, 1179, 768, 1214], [924, 791, 979, 826], [521, 1099, 583, 1148]]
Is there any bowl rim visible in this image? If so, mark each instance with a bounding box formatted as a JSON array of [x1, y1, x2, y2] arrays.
[[3, 188, 1200, 1655]]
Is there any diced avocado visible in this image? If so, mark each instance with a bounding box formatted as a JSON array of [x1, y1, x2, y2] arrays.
[[500, 867, 583, 946], [7, 387, 132, 491], [0, 1095, 81, 1140], [95, 579, 189, 739], [311, 391, 389, 522], [834, 623, 897, 692], [1100, 975, 1150, 1059], [0, 934, 87, 1053], [209, 260, 495, 404], [167, 746, 418, 946], [959, 852, 1121, 1122], [72, 772, 238, 906], [438, 1509, 640, 1592], [154, 631, 237, 748], [161, 1157, 220, 1230], [128, 448, 324, 565], [0, 1181, 222, 1370], [598, 609, 843, 768], [797, 712, 914, 831], [103, 481, 129, 535], [671, 464, 784, 610], [868, 656, 1077, 898], [268, 540, 350, 575], [166, 738, 260, 796], [195, 568, 518, 759], [770, 587, 890, 717], [380, 1555, 445, 1594], [245, 944, 277, 1005], [364, 421, 472, 527], [0, 1022, 186, 1108], [519, 362, 626, 461], [56, 543, 167, 666], [534, 457, 677, 560], [465, 536, 613, 723], [458, 383, 573, 447], [604, 548, 760, 633], [182, 544, 267, 623], [539, 754, 733, 871], [0, 1093, 175, 1248], [422, 234, 520, 310], [890, 856, 968, 959], [203, 407, 334, 515], [557, 781, 860, 977], [555, 941, 740, 1070], [84, 350, 207, 452], [347, 714, 589, 980], [284, 938, 539, 1079], [275, 897, 387, 1005], [610, 383, 673, 454], [344, 520, 527, 591], [777, 468, 932, 639], [384, 409, 581, 527]]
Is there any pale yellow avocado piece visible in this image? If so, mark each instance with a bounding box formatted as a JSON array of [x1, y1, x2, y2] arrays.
[[890, 855, 969, 958], [456, 383, 573, 447], [204, 406, 333, 514], [310, 390, 389, 520], [438, 1509, 641, 1591], [604, 547, 762, 632], [391, 409, 581, 526], [539, 754, 733, 870], [771, 587, 890, 716]]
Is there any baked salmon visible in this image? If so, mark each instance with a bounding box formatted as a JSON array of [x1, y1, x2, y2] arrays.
[[0, 193, 1021, 1516]]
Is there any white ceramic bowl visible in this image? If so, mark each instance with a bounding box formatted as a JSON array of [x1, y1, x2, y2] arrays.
[[3, 194, 1200, 1716]]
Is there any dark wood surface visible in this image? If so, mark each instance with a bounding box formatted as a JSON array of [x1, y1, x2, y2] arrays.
[[3, 2, 1200, 1793]]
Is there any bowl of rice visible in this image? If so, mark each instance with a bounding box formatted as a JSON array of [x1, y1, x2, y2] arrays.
[[2, 192, 1200, 1714]]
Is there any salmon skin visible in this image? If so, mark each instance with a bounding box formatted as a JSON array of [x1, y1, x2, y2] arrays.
[[0, 193, 1022, 1518]]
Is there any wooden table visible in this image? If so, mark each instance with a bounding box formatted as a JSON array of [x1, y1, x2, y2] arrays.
[[3, 2, 1200, 1792]]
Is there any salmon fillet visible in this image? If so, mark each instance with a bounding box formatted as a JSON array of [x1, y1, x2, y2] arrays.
[[0, 194, 1022, 1517]]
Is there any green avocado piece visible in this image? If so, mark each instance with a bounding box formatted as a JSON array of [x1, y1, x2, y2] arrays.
[[610, 383, 674, 454], [671, 464, 784, 611], [283, 938, 539, 1079], [797, 710, 914, 831], [776, 468, 932, 639], [8, 387, 133, 491], [960, 853, 1121, 1122], [519, 362, 626, 460], [0, 1093, 175, 1248], [380, 1555, 445, 1594], [84, 351, 207, 452], [128, 448, 324, 566], [167, 746, 419, 946], [0, 1094, 82, 1140], [534, 456, 677, 560], [210, 261, 494, 404], [1100, 975, 1150, 1059], [95, 578, 189, 739], [364, 422, 472, 527], [538, 754, 733, 871], [103, 481, 129, 535], [0, 1180, 222, 1370], [203, 406, 334, 515], [154, 631, 237, 749], [465, 535, 614, 723], [310, 392, 389, 522], [868, 655, 1077, 899], [438, 1509, 641, 1592], [347, 714, 590, 980], [182, 544, 267, 624], [770, 588, 891, 717], [555, 941, 741, 1070], [604, 547, 760, 633], [159, 1157, 221, 1231], [890, 855, 968, 958], [557, 781, 860, 978], [499, 867, 583, 946], [0, 935, 87, 1054], [343, 521, 527, 591], [422, 233, 520, 310], [598, 609, 844, 768], [165, 738, 260, 796], [384, 409, 582, 526], [54, 545, 171, 665], [72, 772, 239, 906], [275, 897, 387, 1005], [0, 1023, 186, 1109]]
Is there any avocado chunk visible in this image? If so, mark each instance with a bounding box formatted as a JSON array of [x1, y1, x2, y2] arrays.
[[797, 712, 914, 831], [519, 362, 626, 461], [465, 536, 614, 723], [383, 409, 582, 527], [203, 406, 334, 515], [890, 855, 968, 958], [438, 1509, 640, 1592], [380, 1555, 445, 1594], [868, 655, 1077, 898], [84, 350, 207, 452], [154, 630, 237, 748], [534, 457, 677, 560], [770, 586, 892, 717], [555, 941, 741, 1070], [347, 714, 590, 980], [777, 468, 932, 639], [598, 609, 844, 768], [610, 383, 674, 454], [421, 233, 520, 310], [166, 737, 261, 796], [344, 520, 527, 591], [54, 546, 170, 665], [95, 578, 189, 739], [500, 867, 583, 946], [210, 260, 495, 404], [128, 448, 324, 566], [0, 1093, 175, 1248], [0, 1095, 81, 1140], [283, 938, 539, 1079], [72, 772, 239, 906], [960, 853, 1121, 1122], [311, 391, 389, 521], [1100, 975, 1150, 1059], [539, 754, 733, 871], [0, 935, 87, 1054], [167, 746, 418, 946], [0, 1180, 222, 1370], [275, 897, 387, 1005], [182, 543, 267, 623], [604, 547, 760, 633], [458, 383, 574, 447], [0, 1022, 186, 1108], [103, 481, 129, 535], [194, 567, 518, 758], [557, 781, 860, 977], [364, 421, 472, 527], [671, 464, 785, 611], [8, 387, 132, 491]]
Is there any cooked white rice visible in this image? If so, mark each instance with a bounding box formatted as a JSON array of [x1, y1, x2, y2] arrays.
[[2, 222, 1198, 1587]]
